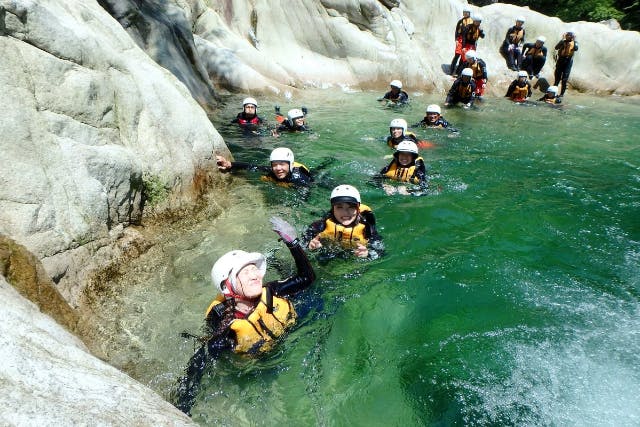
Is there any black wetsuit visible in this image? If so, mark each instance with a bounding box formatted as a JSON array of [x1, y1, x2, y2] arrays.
[[224, 162, 313, 187], [174, 240, 315, 415], [554, 39, 579, 96], [416, 117, 449, 128], [520, 42, 547, 77], [500, 25, 526, 70], [382, 90, 409, 104], [446, 78, 476, 106]]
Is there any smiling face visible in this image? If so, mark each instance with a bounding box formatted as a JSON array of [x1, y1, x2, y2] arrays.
[[426, 112, 440, 124], [397, 152, 414, 166], [332, 202, 359, 226], [271, 161, 290, 179], [234, 263, 264, 298], [294, 117, 305, 127]]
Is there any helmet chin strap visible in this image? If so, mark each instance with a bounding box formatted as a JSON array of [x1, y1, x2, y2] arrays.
[[223, 278, 252, 302]]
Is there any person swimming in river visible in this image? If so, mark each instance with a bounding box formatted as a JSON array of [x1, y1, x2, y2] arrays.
[[230, 97, 264, 128], [379, 80, 409, 105], [376, 140, 427, 196], [303, 185, 383, 259], [272, 107, 310, 137], [386, 118, 418, 149], [505, 71, 533, 102], [415, 104, 450, 129], [216, 147, 312, 188], [173, 217, 315, 415]]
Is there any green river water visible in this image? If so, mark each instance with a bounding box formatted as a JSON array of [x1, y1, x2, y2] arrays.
[[81, 89, 640, 426]]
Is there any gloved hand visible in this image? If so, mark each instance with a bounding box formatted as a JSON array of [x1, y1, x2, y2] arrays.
[[270, 216, 298, 244]]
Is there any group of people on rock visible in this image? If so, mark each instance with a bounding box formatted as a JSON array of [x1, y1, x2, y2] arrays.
[[173, 7, 581, 417], [448, 8, 579, 103]]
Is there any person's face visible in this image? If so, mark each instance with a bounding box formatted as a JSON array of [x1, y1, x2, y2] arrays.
[[390, 127, 404, 138], [397, 152, 413, 166], [243, 104, 256, 116], [518, 76, 527, 83], [332, 202, 359, 226], [515, 20, 523, 28], [565, 33, 574, 41], [463, 11, 470, 18], [461, 75, 471, 83], [390, 85, 400, 94], [426, 112, 440, 123], [535, 40, 543, 47], [271, 161, 290, 179], [235, 264, 264, 298], [294, 117, 305, 127]]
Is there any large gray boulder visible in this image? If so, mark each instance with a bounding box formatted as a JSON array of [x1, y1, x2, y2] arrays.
[[0, 275, 194, 426], [0, 0, 226, 306]]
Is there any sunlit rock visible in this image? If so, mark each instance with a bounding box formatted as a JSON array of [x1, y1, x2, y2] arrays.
[[0, 275, 194, 426]]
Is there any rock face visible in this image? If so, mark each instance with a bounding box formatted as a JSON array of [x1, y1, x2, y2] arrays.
[[0, 0, 226, 306], [0, 274, 195, 426], [184, 0, 640, 95]]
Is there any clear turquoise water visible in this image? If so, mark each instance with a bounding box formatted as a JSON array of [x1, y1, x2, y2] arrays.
[[83, 89, 640, 425]]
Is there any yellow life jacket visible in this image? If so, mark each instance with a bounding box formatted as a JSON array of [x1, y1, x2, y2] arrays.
[[465, 25, 482, 43], [260, 162, 310, 188], [457, 82, 473, 98], [527, 46, 545, 57], [456, 17, 474, 37], [205, 289, 296, 354], [470, 62, 483, 79], [511, 84, 529, 100], [558, 40, 575, 58], [508, 28, 524, 44], [383, 157, 424, 184], [317, 204, 372, 248]]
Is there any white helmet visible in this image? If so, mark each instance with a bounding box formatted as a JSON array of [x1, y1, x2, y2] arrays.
[[330, 185, 361, 205], [472, 14, 482, 22], [426, 104, 441, 114], [461, 67, 473, 77], [211, 250, 266, 295], [390, 79, 403, 89], [536, 35, 546, 43], [547, 86, 559, 94], [389, 118, 408, 135], [242, 97, 257, 108], [516, 16, 526, 23], [518, 70, 528, 78], [269, 147, 294, 168], [465, 50, 477, 60], [395, 140, 419, 156], [287, 108, 304, 122]]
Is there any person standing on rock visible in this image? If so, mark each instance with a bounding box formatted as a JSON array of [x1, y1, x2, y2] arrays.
[[553, 31, 579, 99], [461, 14, 485, 60], [173, 217, 315, 415], [520, 36, 548, 79], [500, 16, 526, 71], [450, 7, 474, 76]]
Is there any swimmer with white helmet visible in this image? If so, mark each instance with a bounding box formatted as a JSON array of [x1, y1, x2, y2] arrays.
[[174, 216, 315, 415], [445, 68, 476, 108], [379, 79, 409, 104], [377, 140, 427, 195]]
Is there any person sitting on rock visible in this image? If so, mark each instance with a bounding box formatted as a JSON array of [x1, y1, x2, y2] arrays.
[[216, 147, 312, 188], [304, 185, 383, 259], [379, 80, 409, 104], [386, 118, 418, 149], [450, 7, 474, 76], [520, 36, 548, 78], [538, 85, 562, 104], [505, 71, 533, 102], [445, 68, 476, 109], [456, 50, 487, 99], [376, 140, 427, 195], [230, 97, 263, 128], [415, 104, 450, 129], [500, 16, 526, 71]]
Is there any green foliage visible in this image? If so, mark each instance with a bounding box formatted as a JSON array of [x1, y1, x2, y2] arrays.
[[142, 173, 169, 207], [491, 0, 639, 30]]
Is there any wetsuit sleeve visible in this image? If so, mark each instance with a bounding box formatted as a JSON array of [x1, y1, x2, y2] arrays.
[[480, 59, 488, 79], [446, 80, 459, 103], [413, 159, 427, 185], [362, 211, 384, 258], [554, 40, 563, 51], [573, 41, 579, 52], [302, 217, 327, 246], [268, 240, 316, 297], [505, 81, 516, 97], [527, 83, 533, 98]]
